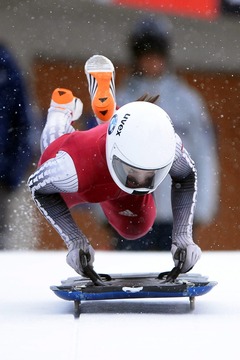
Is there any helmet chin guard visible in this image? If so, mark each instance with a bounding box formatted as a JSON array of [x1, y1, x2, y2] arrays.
[[106, 101, 176, 195]]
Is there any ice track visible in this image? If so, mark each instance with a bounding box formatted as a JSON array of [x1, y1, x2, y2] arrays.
[[0, 250, 239, 360]]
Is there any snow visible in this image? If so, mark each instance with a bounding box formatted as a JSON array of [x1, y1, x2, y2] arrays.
[[0, 250, 239, 360]]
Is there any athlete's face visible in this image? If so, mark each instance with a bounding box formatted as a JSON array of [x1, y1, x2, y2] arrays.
[[123, 165, 155, 189]]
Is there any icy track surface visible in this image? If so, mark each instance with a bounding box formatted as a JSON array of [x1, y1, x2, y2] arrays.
[[0, 250, 239, 360]]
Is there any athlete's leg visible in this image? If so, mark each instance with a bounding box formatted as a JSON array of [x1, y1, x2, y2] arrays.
[[40, 88, 83, 154], [100, 194, 156, 240]]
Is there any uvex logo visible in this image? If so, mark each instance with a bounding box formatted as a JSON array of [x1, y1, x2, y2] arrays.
[[116, 113, 130, 136]]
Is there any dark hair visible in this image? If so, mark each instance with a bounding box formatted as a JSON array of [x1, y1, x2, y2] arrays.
[[136, 93, 160, 104]]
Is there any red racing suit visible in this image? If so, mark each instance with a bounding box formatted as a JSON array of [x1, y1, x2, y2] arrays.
[[38, 123, 156, 240], [29, 121, 196, 250]]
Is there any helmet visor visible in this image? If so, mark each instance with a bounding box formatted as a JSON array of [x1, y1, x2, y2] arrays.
[[112, 155, 161, 191]]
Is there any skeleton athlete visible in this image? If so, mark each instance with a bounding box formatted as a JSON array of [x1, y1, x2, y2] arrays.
[[28, 55, 201, 276]]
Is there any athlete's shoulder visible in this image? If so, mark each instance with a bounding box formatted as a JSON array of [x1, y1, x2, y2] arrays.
[[71, 123, 108, 139], [39, 124, 108, 166]]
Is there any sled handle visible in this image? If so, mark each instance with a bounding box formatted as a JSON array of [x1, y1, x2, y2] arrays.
[[79, 250, 106, 286], [159, 249, 186, 282]]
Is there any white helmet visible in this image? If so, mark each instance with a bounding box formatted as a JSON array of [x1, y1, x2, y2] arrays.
[[106, 101, 176, 195]]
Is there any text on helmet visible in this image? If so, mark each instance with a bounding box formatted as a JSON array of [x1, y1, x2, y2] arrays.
[[116, 113, 130, 136]]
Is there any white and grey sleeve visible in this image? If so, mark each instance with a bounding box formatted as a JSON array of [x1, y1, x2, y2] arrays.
[[28, 151, 89, 249], [170, 135, 197, 247]]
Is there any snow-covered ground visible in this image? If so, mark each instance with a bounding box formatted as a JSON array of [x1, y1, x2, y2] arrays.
[[1, 250, 239, 360]]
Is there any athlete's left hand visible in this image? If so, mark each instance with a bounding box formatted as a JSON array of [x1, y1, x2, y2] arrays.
[[171, 243, 201, 273]]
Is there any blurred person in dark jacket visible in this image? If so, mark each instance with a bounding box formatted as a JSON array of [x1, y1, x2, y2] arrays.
[[116, 16, 219, 251], [0, 44, 32, 249]]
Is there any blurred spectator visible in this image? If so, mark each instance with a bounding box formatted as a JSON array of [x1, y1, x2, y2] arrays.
[[0, 44, 32, 249], [115, 15, 219, 250]]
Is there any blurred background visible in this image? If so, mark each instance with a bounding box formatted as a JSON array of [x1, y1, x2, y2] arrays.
[[0, 0, 239, 251]]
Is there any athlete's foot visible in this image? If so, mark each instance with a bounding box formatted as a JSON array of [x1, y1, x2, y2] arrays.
[[50, 88, 83, 121], [41, 88, 83, 153], [85, 55, 116, 122]]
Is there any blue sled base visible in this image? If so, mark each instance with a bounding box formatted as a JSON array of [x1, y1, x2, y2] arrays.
[[50, 273, 217, 317]]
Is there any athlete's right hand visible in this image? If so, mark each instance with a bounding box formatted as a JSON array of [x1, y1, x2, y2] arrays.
[[66, 240, 95, 276]]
